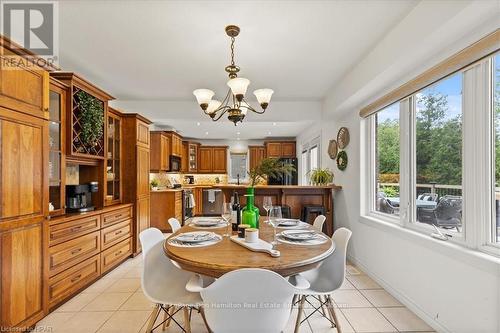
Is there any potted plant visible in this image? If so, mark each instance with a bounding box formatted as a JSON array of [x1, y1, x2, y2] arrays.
[[308, 168, 334, 186], [150, 179, 159, 191], [243, 158, 296, 228]]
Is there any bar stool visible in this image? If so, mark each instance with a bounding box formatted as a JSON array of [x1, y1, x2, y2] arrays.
[[301, 206, 326, 227]]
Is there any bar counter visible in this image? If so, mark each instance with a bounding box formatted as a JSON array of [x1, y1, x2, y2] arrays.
[[214, 184, 342, 236]]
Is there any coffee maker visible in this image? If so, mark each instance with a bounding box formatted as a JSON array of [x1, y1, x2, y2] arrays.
[[66, 182, 98, 212]]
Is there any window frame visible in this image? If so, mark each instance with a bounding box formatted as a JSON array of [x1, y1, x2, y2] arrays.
[[228, 152, 249, 183], [364, 54, 500, 257], [300, 136, 321, 185]]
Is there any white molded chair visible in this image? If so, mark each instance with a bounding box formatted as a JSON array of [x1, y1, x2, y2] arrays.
[[290, 227, 352, 333], [139, 228, 210, 333], [168, 217, 182, 233], [312, 215, 326, 233], [187, 268, 310, 333]]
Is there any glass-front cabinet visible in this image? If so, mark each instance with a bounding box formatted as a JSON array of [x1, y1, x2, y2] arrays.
[[48, 79, 67, 216], [106, 109, 122, 205], [189, 143, 199, 172]]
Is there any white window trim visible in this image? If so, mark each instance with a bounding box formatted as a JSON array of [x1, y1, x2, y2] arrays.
[[362, 54, 500, 259], [228, 151, 249, 183], [300, 136, 321, 185]]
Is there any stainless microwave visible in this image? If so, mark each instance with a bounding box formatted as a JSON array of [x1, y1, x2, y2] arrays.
[[169, 155, 181, 172]]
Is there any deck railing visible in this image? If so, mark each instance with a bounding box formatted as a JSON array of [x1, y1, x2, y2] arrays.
[[378, 183, 463, 197]]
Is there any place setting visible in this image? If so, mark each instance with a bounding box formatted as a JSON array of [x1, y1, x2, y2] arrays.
[[276, 229, 329, 246], [189, 216, 228, 229], [167, 231, 223, 247]]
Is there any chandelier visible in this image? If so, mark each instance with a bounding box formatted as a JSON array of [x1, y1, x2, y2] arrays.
[[193, 25, 274, 126]]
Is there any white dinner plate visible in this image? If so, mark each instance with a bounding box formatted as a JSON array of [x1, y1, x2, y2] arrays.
[[175, 232, 216, 243], [281, 230, 317, 241], [277, 219, 301, 227], [193, 219, 223, 227]]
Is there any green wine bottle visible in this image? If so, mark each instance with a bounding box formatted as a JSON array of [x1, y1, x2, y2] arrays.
[[242, 187, 260, 228]]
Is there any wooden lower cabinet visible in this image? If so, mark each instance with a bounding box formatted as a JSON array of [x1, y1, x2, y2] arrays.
[[135, 197, 150, 252], [193, 188, 204, 216], [48, 255, 100, 308], [45, 204, 133, 311], [0, 223, 45, 328], [101, 237, 132, 274], [150, 191, 182, 232]]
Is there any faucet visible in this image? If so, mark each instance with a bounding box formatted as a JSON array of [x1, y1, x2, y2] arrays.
[[237, 173, 240, 185]]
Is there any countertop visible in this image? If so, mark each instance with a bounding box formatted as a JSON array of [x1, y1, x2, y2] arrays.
[[150, 184, 342, 192]]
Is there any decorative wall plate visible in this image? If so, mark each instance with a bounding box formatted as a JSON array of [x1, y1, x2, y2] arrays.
[[337, 150, 348, 171], [328, 140, 338, 160], [337, 127, 350, 149]]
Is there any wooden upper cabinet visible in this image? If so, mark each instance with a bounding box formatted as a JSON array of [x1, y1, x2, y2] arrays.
[[212, 147, 228, 173], [249, 146, 266, 170], [50, 72, 114, 160], [150, 132, 170, 172], [170, 133, 182, 157], [265, 141, 296, 158], [188, 143, 200, 173], [281, 142, 296, 157], [198, 147, 213, 173], [265, 142, 282, 158], [0, 43, 49, 120], [0, 110, 46, 222], [136, 121, 150, 148], [198, 146, 228, 173], [181, 141, 189, 173], [105, 108, 122, 205]]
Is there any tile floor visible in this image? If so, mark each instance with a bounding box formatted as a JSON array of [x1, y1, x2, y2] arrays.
[[36, 254, 435, 333]]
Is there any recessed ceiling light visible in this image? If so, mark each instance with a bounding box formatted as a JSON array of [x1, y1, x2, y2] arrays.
[[237, 131, 240, 135], [205, 131, 209, 135], [197, 122, 200, 126], [272, 122, 276, 126], [268, 131, 271, 135], [237, 137, 240, 141]]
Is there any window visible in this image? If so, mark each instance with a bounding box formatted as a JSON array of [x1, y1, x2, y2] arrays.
[[230, 153, 247, 181], [494, 53, 500, 244], [300, 137, 321, 185], [414, 73, 463, 234], [375, 103, 400, 216]]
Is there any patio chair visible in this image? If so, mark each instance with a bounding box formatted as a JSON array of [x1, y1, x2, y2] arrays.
[[376, 194, 398, 215], [417, 195, 462, 232], [417, 193, 438, 202]]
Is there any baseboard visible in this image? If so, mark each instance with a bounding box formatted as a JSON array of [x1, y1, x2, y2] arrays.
[[347, 254, 451, 333]]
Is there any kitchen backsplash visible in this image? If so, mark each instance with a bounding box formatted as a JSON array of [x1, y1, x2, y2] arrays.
[[150, 172, 228, 187]]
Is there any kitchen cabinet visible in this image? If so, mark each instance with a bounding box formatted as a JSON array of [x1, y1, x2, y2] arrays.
[[181, 141, 189, 173], [249, 145, 266, 170], [188, 142, 200, 172], [150, 191, 183, 232], [0, 38, 49, 329], [265, 141, 296, 158], [122, 114, 152, 255], [50, 72, 114, 160], [199, 146, 228, 173], [170, 132, 183, 157], [105, 108, 122, 205], [193, 188, 204, 216], [150, 132, 170, 172], [45, 204, 132, 309], [48, 78, 67, 216]]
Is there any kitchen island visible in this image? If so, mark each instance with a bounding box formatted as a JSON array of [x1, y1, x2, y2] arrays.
[[214, 185, 342, 236]]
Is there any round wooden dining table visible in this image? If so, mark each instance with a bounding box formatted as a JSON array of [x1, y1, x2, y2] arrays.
[[163, 217, 335, 278]]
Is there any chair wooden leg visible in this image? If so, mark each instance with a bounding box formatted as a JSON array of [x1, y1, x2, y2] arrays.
[[183, 307, 192, 333], [144, 304, 160, 333], [294, 295, 306, 333], [163, 305, 174, 330], [326, 296, 341, 333], [199, 306, 212, 333], [318, 295, 327, 317]]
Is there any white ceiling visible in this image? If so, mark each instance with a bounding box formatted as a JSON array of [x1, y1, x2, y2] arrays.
[[57, 0, 418, 139]]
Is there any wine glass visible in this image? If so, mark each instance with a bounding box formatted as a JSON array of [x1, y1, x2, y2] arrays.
[[263, 196, 273, 223], [222, 203, 233, 237], [268, 206, 283, 249]]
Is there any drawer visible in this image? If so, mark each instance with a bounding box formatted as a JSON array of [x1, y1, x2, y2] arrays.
[[48, 254, 100, 309], [102, 206, 132, 227], [101, 237, 132, 274], [49, 215, 100, 246], [101, 219, 131, 250], [48, 231, 100, 276]]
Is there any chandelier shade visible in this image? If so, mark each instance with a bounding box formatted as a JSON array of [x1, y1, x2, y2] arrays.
[[192, 25, 273, 125]]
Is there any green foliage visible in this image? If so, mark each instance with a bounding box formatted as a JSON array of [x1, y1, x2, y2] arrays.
[[77, 90, 104, 147], [248, 158, 296, 187], [150, 179, 159, 188], [381, 186, 399, 197], [377, 119, 400, 174], [308, 168, 334, 185]]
